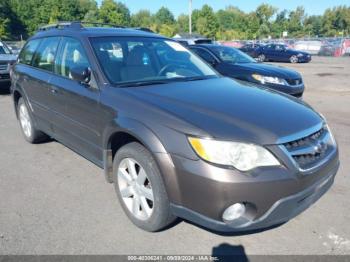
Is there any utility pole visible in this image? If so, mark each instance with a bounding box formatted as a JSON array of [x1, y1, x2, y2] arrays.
[[189, 0, 192, 35]]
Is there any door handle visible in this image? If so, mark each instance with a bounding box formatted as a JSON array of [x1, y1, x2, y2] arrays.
[[50, 87, 58, 94]]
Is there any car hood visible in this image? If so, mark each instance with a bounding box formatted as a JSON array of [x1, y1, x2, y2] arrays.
[[124, 77, 322, 145], [228, 62, 301, 79], [0, 54, 17, 62]]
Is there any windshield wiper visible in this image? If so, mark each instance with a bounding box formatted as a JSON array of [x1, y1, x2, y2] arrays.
[[117, 80, 170, 88], [117, 75, 217, 87], [176, 75, 217, 82]]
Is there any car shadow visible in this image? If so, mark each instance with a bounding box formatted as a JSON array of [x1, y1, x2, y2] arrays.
[[0, 82, 11, 95], [212, 243, 249, 262]]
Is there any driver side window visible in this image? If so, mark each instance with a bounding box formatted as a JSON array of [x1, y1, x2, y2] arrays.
[[56, 37, 90, 79]]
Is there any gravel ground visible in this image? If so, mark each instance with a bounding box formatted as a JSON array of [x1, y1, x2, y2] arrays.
[[0, 56, 349, 256]]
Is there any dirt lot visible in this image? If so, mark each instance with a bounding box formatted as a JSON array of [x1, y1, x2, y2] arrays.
[[0, 56, 349, 256]]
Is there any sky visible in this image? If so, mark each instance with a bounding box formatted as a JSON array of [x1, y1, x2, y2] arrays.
[[97, 0, 350, 16]]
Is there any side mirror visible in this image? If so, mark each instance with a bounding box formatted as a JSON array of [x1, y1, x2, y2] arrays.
[[70, 66, 91, 84]]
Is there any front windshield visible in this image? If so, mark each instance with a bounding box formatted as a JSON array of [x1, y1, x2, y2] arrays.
[[210, 46, 256, 64], [0, 42, 12, 55], [90, 37, 218, 85]]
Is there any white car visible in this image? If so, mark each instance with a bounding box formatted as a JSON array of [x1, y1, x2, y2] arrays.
[[294, 41, 322, 55]]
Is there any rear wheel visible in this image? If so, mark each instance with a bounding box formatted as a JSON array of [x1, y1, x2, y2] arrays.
[[113, 142, 176, 232], [17, 98, 47, 143], [290, 55, 299, 63], [257, 54, 266, 62]]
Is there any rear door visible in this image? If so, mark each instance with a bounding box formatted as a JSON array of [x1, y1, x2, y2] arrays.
[[17, 37, 61, 133], [49, 36, 103, 165], [264, 44, 276, 60], [274, 45, 287, 62]]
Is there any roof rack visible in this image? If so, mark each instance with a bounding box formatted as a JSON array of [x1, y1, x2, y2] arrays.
[[132, 27, 154, 33], [38, 21, 126, 31], [38, 21, 155, 33]]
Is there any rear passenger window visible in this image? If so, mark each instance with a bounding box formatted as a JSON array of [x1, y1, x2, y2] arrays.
[[191, 48, 216, 64], [18, 39, 41, 65], [56, 37, 90, 79], [32, 37, 60, 72]]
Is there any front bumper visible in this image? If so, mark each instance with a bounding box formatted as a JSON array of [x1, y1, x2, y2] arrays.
[[235, 79, 304, 98], [165, 148, 339, 232], [298, 55, 312, 63], [266, 82, 304, 97]]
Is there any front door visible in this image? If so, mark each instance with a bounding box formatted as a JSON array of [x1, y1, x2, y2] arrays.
[[49, 37, 104, 165]]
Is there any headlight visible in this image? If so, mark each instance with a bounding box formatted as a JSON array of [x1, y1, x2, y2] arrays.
[[252, 74, 287, 85], [297, 53, 304, 57], [188, 137, 280, 171]]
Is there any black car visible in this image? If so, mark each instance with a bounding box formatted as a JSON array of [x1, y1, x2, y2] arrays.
[[11, 22, 339, 233], [255, 44, 311, 63], [239, 43, 263, 58], [190, 44, 305, 97]]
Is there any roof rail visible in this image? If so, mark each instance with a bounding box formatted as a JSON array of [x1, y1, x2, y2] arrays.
[[37, 21, 155, 34], [132, 27, 154, 33], [38, 21, 126, 31], [38, 21, 80, 31]]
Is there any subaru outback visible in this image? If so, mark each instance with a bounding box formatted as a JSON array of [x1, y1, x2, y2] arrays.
[[11, 22, 339, 232]]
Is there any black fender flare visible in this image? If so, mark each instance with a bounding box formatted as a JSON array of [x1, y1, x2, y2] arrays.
[[102, 117, 182, 204]]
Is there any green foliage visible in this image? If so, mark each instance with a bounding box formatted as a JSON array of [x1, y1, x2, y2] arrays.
[[1, 1, 350, 40], [322, 6, 350, 36], [158, 24, 176, 37], [256, 4, 277, 24], [288, 6, 306, 36], [154, 7, 175, 25], [0, 0, 12, 39], [192, 5, 218, 38], [131, 10, 153, 27], [99, 0, 130, 26], [177, 14, 189, 33]]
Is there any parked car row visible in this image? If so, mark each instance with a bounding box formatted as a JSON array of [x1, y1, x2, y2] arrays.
[[189, 44, 305, 97], [174, 37, 306, 97], [223, 37, 350, 57]]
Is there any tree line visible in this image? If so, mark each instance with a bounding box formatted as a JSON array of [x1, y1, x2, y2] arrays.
[[1, 0, 350, 40]]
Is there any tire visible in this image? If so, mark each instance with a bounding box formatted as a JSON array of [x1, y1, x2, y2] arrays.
[[17, 98, 48, 143], [290, 55, 299, 63], [257, 54, 265, 62], [113, 142, 176, 232]]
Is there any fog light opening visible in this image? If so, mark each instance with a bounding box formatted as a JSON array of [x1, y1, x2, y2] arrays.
[[222, 203, 246, 222]]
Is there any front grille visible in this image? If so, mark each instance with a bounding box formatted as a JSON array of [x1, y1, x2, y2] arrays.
[[0, 62, 8, 71], [282, 126, 336, 170], [0, 73, 10, 80], [286, 78, 302, 86]]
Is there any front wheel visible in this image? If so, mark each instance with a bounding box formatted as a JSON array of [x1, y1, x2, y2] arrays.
[[290, 55, 299, 63], [113, 142, 176, 232], [17, 98, 48, 143]]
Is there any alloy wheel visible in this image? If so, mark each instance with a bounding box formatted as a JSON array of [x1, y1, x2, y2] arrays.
[[19, 103, 32, 138], [290, 56, 298, 63], [117, 158, 154, 220]]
